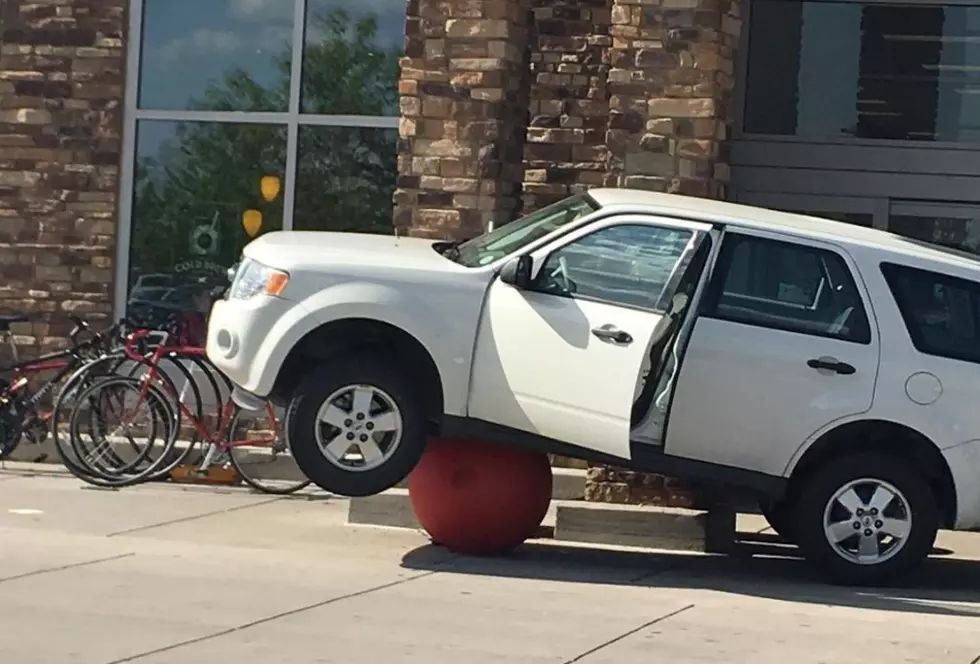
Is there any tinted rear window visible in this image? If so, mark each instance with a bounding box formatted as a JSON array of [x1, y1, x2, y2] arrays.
[[880, 262, 980, 364]]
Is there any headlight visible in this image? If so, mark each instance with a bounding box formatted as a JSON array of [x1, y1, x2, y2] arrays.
[[227, 258, 290, 300]]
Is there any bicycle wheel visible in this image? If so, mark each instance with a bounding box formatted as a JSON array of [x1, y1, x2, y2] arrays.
[[226, 402, 311, 495], [51, 354, 132, 478], [119, 352, 206, 478], [67, 375, 179, 488]]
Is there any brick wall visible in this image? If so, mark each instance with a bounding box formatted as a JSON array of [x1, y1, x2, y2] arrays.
[[0, 0, 125, 357]]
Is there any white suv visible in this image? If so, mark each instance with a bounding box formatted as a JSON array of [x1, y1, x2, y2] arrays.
[[206, 188, 980, 585]]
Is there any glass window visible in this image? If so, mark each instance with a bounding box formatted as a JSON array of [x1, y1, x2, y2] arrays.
[[881, 262, 980, 363], [302, 1, 403, 115], [890, 213, 980, 254], [129, 120, 286, 343], [451, 195, 599, 268], [744, 0, 980, 143], [138, 0, 293, 111], [534, 225, 695, 310], [707, 235, 871, 343], [293, 126, 397, 233]]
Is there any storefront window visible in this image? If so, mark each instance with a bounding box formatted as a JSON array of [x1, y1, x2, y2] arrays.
[[294, 126, 397, 233], [743, 0, 980, 143], [302, 0, 402, 116], [122, 0, 404, 328], [137, 0, 293, 111], [128, 120, 286, 342]]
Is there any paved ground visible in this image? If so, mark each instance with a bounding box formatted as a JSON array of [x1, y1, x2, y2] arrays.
[[2, 464, 980, 664]]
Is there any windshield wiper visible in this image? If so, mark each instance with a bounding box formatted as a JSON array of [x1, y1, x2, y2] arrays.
[[434, 239, 463, 262]]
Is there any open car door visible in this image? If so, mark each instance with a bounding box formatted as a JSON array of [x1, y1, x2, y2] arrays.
[[468, 215, 720, 463]]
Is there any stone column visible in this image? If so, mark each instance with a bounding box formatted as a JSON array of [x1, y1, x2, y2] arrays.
[[395, 0, 531, 240], [605, 0, 741, 198], [0, 0, 125, 356], [585, 0, 743, 508], [521, 0, 611, 212]]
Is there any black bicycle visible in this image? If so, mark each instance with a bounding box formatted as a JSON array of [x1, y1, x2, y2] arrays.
[[0, 314, 115, 461]]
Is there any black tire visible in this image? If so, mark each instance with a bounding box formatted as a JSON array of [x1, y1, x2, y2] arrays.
[[794, 452, 939, 586], [286, 355, 429, 497], [760, 499, 797, 544], [64, 375, 180, 489]]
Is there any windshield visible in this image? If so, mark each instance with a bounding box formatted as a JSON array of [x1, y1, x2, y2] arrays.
[[450, 194, 600, 267]]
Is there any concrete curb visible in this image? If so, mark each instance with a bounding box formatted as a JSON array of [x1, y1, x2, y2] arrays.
[[347, 483, 737, 554], [554, 501, 735, 553]]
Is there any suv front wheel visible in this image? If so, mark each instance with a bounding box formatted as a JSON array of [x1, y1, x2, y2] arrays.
[[794, 452, 939, 586], [285, 355, 429, 497]]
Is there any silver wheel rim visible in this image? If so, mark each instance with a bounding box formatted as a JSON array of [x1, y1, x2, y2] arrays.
[[314, 384, 403, 472], [823, 477, 912, 566]]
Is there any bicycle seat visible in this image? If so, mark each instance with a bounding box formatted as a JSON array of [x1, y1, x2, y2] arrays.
[[0, 314, 29, 331]]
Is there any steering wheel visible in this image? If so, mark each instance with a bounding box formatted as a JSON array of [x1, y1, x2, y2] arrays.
[[549, 255, 575, 293]]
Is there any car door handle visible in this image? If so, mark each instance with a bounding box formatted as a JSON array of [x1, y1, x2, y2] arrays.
[[807, 357, 856, 375], [591, 325, 633, 344]]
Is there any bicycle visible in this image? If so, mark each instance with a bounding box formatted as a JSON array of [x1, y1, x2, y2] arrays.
[[0, 314, 112, 462], [66, 327, 309, 494]]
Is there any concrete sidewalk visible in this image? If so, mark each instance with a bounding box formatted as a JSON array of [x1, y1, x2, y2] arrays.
[[1, 464, 979, 664]]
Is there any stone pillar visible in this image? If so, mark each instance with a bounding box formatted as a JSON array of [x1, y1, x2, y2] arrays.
[[395, 0, 531, 240], [605, 0, 741, 198], [521, 0, 611, 211], [0, 0, 125, 356], [585, 0, 742, 508]]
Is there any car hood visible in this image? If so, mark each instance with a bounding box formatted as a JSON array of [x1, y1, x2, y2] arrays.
[[243, 230, 464, 273]]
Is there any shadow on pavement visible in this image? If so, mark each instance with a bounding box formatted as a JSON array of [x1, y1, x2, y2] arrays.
[[400, 533, 980, 618]]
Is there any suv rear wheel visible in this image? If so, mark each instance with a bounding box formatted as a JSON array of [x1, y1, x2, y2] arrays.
[[285, 355, 429, 497], [794, 452, 939, 586]]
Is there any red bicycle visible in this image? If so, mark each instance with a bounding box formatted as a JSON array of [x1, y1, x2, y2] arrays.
[[64, 327, 309, 494]]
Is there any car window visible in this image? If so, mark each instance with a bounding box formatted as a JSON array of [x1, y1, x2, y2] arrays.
[[880, 262, 980, 364], [706, 234, 871, 344], [533, 224, 695, 310]]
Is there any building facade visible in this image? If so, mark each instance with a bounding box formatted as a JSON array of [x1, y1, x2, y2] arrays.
[[3, 0, 980, 503]]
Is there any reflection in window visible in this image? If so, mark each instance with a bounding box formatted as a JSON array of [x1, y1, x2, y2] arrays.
[[138, 0, 293, 111], [713, 236, 870, 342], [744, 0, 980, 143], [302, 2, 403, 115], [538, 225, 694, 310], [293, 126, 397, 233], [882, 262, 980, 363], [129, 120, 286, 343], [890, 213, 980, 254]]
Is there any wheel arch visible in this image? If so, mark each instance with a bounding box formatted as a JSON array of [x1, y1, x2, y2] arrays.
[[787, 419, 957, 529], [270, 317, 445, 430]]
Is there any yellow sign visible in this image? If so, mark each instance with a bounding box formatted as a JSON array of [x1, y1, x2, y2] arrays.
[[242, 209, 263, 237], [260, 175, 281, 202]]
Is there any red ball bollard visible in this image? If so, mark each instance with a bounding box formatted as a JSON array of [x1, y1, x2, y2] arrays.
[[408, 437, 553, 555]]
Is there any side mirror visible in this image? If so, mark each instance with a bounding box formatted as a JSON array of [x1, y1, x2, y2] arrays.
[[499, 255, 533, 289]]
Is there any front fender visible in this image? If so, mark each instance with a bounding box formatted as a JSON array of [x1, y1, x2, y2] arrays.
[[278, 282, 467, 415]]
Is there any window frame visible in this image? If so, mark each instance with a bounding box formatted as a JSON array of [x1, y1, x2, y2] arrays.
[[523, 215, 713, 314], [115, 0, 401, 316], [880, 260, 980, 364], [700, 231, 874, 345]]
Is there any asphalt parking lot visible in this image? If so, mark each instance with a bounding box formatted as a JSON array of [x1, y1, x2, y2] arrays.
[[2, 464, 979, 664]]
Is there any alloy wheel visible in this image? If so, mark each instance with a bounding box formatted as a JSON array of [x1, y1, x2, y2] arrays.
[[314, 384, 403, 472]]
